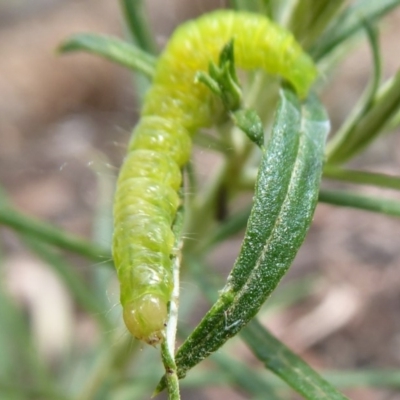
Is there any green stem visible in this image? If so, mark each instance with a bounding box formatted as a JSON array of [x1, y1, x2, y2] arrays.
[[323, 165, 400, 190], [160, 198, 185, 400], [319, 189, 400, 217], [160, 342, 180, 400]]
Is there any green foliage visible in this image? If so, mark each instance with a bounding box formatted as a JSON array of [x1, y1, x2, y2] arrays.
[[58, 33, 156, 78], [241, 319, 349, 400], [157, 87, 329, 392], [195, 39, 242, 112], [1, 1, 400, 400]]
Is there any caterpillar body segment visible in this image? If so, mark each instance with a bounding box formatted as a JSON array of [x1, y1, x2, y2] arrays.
[[112, 10, 317, 345]]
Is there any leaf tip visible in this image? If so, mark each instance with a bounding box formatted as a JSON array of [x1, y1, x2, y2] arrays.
[[151, 379, 165, 398]]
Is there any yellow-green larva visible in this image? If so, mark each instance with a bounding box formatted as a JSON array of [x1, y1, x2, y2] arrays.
[[112, 10, 317, 345]]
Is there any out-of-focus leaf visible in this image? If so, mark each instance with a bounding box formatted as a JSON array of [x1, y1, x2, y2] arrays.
[[325, 20, 384, 163], [0, 204, 111, 263], [311, 0, 400, 60], [323, 166, 400, 190], [59, 33, 156, 78], [241, 319, 349, 400], [288, 0, 346, 49], [327, 70, 400, 163], [120, 0, 157, 54], [319, 189, 400, 217]]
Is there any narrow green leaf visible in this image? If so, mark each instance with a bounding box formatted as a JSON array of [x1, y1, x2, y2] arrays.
[[319, 189, 400, 217], [182, 259, 394, 394], [327, 69, 400, 164], [0, 204, 111, 263], [182, 259, 345, 400], [119, 0, 157, 54], [323, 165, 400, 191], [231, 109, 264, 148], [197, 40, 242, 112], [241, 319, 349, 400], [385, 106, 400, 131], [311, 0, 400, 60], [156, 88, 329, 391], [288, 0, 346, 49], [58, 33, 156, 78], [325, 20, 383, 163]]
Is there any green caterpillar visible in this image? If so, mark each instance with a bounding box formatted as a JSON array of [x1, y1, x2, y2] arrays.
[[112, 9, 317, 345]]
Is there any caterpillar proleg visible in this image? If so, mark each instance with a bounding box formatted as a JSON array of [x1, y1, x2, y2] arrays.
[[112, 10, 317, 345]]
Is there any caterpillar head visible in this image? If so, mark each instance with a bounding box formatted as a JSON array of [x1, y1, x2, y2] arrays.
[[123, 294, 167, 345]]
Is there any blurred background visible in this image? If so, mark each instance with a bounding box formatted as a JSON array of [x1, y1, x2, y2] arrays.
[[0, 0, 399, 399]]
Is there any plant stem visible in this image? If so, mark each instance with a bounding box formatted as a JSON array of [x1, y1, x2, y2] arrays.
[[160, 201, 185, 400], [160, 341, 180, 400]]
